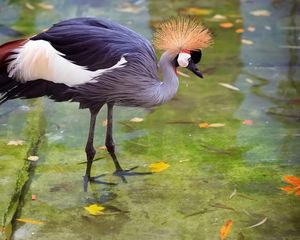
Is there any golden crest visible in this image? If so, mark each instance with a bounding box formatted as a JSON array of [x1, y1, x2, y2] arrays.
[[153, 17, 212, 54]]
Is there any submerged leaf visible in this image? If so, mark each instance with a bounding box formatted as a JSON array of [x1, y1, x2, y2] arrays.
[[229, 188, 237, 199], [149, 161, 170, 173], [219, 83, 240, 91], [25, 2, 35, 10], [246, 217, 267, 229], [16, 218, 44, 225], [219, 220, 233, 240], [209, 14, 227, 22], [7, 140, 24, 146], [27, 155, 39, 161], [250, 10, 271, 17], [130, 117, 144, 122], [242, 119, 254, 125], [84, 204, 105, 216], [37, 2, 54, 10], [241, 39, 254, 45]]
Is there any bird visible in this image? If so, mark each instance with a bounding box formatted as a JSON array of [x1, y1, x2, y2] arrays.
[[0, 17, 212, 182]]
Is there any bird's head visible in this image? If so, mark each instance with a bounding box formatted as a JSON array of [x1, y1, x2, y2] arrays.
[[175, 50, 203, 78], [153, 17, 212, 78]]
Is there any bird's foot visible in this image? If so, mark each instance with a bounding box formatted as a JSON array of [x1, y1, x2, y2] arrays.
[[113, 166, 152, 183], [83, 173, 117, 192]]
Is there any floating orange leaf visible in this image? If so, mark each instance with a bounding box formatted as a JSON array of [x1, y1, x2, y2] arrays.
[[280, 175, 300, 196], [235, 28, 244, 33], [16, 218, 44, 225], [219, 220, 233, 240], [283, 175, 300, 186], [199, 122, 209, 128], [149, 161, 170, 173], [31, 194, 37, 200], [220, 22, 233, 28]]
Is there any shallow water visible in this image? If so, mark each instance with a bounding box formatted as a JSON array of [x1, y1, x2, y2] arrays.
[[0, 0, 299, 239]]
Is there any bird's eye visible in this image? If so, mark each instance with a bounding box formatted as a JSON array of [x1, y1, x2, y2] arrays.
[[190, 50, 202, 64], [177, 52, 191, 68]]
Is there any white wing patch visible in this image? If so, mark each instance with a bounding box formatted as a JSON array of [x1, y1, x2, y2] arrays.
[[7, 40, 127, 87]]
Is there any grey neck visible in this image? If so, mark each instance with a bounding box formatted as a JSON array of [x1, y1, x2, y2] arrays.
[[156, 52, 179, 104]]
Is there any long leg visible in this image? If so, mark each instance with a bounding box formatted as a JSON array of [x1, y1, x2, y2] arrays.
[[85, 106, 101, 179], [105, 103, 151, 183], [105, 103, 123, 172]]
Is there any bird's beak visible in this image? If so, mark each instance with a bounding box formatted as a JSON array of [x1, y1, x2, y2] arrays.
[[187, 61, 203, 78]]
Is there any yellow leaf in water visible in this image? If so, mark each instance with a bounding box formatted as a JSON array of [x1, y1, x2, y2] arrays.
[[37, 2, 54, 10], [149, 161, 170, 173], [209, 123, 226, 128], [182, 7, 213, 16], [16, 218, 44, 225], [28, 155, 39, 161], [130, 117, 144, 122], [84, 204, 105, 216]]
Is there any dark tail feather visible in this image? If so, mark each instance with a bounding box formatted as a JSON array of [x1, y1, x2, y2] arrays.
[[0, 70, 74, 104]]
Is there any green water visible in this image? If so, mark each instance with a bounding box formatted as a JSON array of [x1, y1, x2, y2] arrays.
[[0, 0, 299, 239]]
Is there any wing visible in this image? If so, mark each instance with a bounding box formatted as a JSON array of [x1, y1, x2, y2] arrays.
[[32, 18, 157, 70]]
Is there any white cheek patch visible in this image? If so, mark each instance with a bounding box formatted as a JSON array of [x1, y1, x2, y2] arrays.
[[177, 52, 191, 67], [6, 40, 127, 87]]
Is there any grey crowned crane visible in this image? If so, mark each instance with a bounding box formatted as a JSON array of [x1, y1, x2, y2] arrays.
[[0, 17, 212, 181]]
